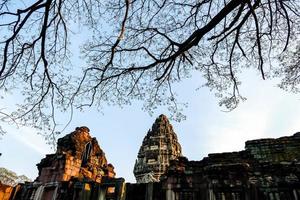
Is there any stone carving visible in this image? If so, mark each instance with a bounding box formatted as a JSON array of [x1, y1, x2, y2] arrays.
[[155, 132, 300, 200], [126, 130, 300, 200], [2, 118, 300, 200], [36, 126, 115, 183], [2, 127, 125, 200], [140, 172, 159, 183], [134, 114, 182, 183]]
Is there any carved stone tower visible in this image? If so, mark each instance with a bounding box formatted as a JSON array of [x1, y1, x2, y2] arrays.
[[134, 114, 182, 183], [36, 126, 115, 184]]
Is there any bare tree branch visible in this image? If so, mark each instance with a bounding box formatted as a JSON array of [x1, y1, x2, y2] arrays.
[[0, 0, 298, 142]]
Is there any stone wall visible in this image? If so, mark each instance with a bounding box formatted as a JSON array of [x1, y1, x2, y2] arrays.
[[4, 120, 300, 200], [126, 182, 164, 200], [11, 178, 126, 200], [0, 183, 14, 200], [246, 132, 300, 163], [127, 133, 300, 200]]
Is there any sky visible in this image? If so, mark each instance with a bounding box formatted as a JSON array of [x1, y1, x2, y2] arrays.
[[1, 0, 300, 184], [1, 69, 300, 183]]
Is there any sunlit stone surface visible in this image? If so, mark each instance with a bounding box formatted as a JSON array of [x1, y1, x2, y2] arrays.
[[134, 114, 182, 183], [1, 117, 300, 200]]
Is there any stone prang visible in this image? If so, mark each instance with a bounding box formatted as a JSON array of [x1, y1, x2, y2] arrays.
[[36, 126, 115, 184], [134, 114, 182, 183]]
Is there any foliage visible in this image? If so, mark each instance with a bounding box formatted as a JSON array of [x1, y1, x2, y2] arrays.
[[0, 167, 31, 186], [0, 0, 299, 142]]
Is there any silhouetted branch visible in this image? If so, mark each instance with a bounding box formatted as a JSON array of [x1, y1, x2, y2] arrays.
[[0, 0, 299, 142]]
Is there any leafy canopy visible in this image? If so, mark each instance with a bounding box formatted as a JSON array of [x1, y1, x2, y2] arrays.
[[0, 0, 299, 142]]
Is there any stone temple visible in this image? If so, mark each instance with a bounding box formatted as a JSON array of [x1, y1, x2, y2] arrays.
[[134, 114, 182, 183], [0, 126, 123, 200], [1, 115, 300, 200]]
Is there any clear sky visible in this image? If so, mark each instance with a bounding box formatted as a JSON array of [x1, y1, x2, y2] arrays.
[[1, 69, 300, 183]]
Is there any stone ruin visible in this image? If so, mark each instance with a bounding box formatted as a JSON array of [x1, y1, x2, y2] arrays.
[[127, 131, 300, 200], [0, 126, 125, 200], [37, 126, 115, 184], [134, 114, 182, 183], [1, 115, 300, 200]]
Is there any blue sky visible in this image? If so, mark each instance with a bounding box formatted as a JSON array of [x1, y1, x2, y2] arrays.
[[0, 0, 300, 183], [1, 69, 300, 183]]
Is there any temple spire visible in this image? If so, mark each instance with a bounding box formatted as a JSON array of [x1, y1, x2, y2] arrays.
[[134, 114, 182, 183]]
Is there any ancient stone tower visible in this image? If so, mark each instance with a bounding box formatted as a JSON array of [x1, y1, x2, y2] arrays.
[[36, 126, 116, 184], [2, 127, 126, 200], [134, 114, 182, 183]]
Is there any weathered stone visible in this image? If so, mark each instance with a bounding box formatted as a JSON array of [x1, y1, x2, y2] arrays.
[[126, 125, 300, 200], [156, 132, 300, 200], [134, 114, 182, 183], [8, 127, 126, 200], [0, 183, 14, 200], [36, 126, 114, 183], [5, 116, 300, 200], [245, 132, 300, 163]]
